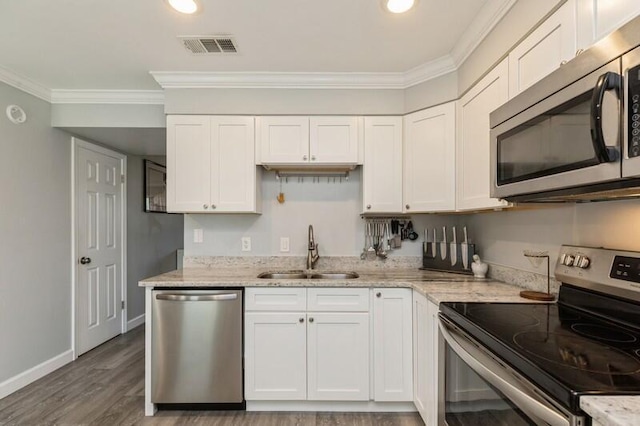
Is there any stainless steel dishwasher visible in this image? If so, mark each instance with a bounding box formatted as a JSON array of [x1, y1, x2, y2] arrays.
[[152, 288, 244, 408]]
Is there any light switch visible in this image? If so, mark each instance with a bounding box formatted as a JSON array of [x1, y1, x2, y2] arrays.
[[280, 237, 290, 253], [193, 229, 203, 243]]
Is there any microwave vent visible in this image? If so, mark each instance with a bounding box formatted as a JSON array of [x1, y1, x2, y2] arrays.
[[179, 36, 238, 54]]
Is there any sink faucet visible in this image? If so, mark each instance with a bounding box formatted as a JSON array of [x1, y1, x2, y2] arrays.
[[307, 225, 320, 270]]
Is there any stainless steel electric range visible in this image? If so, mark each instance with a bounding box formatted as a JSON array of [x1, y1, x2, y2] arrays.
[[439, 245, 640, 426]]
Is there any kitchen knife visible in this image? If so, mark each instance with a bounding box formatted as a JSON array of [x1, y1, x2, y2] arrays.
[[432, 228, 437, 257], [451, 226, 457, 266], [462, 226, 469, 269], [440, 226, 447, 260]]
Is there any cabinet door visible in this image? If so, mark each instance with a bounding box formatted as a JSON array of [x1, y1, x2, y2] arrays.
[[309, 116, 358, 164], [577, 0, 640, 48], [403, 103, 456, 213], [244, 312, 307, 400], [456, 59, 510, 211], [373, 288, 413, 402], [166, 115, 211, 212], [509, 0, 576, 97], [363, 117, 403, 213], [307, 312, 369, 401], [211, 116, 258, 212], [259, 116, 310, 164], [413, 291, 430, 424]]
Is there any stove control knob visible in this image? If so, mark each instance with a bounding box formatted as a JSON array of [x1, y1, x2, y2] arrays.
[[560, 253, 567, 264], [574, 255, 583, 266], [578, 256, 590, 269], [564, 255, 575, 266]]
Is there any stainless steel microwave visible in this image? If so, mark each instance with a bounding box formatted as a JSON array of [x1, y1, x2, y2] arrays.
[[490, 16, 640, 202]]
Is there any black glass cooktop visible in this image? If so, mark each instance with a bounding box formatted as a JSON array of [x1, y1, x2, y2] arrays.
[[440, 285, 640, 412]]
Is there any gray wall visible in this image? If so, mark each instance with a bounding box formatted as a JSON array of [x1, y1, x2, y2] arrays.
[[184, 168, 462, 258], [126, 155, 183, 321], [0, 82, 72, 383]]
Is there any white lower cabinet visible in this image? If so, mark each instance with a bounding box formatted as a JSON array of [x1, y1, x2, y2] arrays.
[[244, 287, 370, 402], [307, 312, 370, 400], [244, 312, 307, 400], [373, 288, 413, 402], [413, 290, 440, 426]]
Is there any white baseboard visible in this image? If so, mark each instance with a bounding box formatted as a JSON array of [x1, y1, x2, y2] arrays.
[[246, 400, 416, 412], [0, 350, 73, 400], [127, 314, 145, 331]]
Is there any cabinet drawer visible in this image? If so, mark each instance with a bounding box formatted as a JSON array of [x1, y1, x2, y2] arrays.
[[245, 287, 307, 311], [307, 288, 370, 312]]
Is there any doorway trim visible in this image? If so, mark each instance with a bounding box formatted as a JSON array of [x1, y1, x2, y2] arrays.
[[71, 137, 128, 360]]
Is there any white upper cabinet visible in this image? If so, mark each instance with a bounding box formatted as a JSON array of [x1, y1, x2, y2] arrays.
[[363, 117, 403, 214], [577, 0, 640, 48], [509, 0, 577, 97], [403, 102, 456, 213], [456, 58, 510, 211], [167, 115, 259, 213], [259, 116, 358, 165]]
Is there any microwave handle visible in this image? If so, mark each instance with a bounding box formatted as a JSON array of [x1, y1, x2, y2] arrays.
[[590, 71, 621, 163]]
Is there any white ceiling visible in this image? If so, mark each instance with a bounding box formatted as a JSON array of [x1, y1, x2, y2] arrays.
[[0, 0, 498, 91], [1, 0, 515, 156]]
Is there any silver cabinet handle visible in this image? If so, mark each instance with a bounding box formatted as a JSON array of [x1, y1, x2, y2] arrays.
[[311, 155, 316, 161], [211, 204, 216, 209], [406, 204, 410, 210], [366, 204, 371, 210], [303, 155, 308, 161], [155, 293, 238, 302], [299, 317, 305, 323], [309, 317, 314, 323], [203, 204, 208, 210], [376, 292, 381, 298], [80, 257, 91, 265]]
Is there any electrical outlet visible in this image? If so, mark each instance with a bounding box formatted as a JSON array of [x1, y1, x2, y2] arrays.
[[280, 237, 290, 253], [193, 229, 203, 243], [241, 237, 251, 252]]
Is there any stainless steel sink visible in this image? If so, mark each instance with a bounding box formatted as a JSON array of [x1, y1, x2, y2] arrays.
[[309, 272, 359, 279], [257, 271, 359, 280]]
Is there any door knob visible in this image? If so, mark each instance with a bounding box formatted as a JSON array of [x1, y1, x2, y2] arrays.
[[309, 317, 314, 323], [80, 257, 91, 265], [376, 292, 382, 298]]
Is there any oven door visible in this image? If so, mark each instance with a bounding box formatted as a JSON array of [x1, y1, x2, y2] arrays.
[[490, 59, 621, 200], [438, 315, 584, 426]]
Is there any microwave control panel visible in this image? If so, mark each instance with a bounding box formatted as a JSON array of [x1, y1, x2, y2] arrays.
[[629, 64, 640, 157]]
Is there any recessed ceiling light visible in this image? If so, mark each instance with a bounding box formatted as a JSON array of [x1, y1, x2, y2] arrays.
[[385, 0, 416, 14], [167, 0, 198, 14]]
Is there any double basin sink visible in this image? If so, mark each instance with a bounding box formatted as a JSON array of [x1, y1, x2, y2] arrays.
[[258, 271, 359, 280]]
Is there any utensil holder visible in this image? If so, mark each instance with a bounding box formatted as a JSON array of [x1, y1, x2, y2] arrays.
[[422, 241, 475, 274]]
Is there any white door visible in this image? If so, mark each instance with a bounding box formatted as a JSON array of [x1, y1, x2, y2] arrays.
[[309, 116, 359, 163], [373, 288, 413, 402], [363, 117, 403, 213], [404, 103, 456, 212], [244, 312, 307, 400], [75, 139, 125, 356], [259, 116, 310, 164], [307, 312, 370, 401]]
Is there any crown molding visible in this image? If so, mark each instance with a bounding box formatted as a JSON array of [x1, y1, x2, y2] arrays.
[[0, 66, 51, 102], [450, 0, 518, 66], [50, 90, 165, 104], [150, 71, 408, 90]]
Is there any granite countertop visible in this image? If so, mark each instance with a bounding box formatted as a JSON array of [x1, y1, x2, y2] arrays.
[[580, 396, 640, 426], [139, 266, 536, 305]]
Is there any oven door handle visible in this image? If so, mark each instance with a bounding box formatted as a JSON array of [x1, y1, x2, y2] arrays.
[[439, 317, 570, 426]]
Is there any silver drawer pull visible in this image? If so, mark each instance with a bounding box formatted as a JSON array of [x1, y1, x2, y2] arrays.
[[155, 293, 238, 302]]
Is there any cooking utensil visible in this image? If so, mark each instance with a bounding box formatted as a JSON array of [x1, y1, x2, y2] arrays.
[[367, 222, 376, 260], [440, 226, 447, 260], [432, 228, 437, 257], [450, 226, 457, 266], [385, 222, 392, 251], [407, 221, 419, 241], [462, 226, 469, 269]]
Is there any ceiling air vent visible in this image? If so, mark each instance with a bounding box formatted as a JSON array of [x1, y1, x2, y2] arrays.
[[179, 36, 238, 54]]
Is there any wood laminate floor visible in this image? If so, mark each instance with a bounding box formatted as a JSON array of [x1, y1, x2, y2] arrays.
[[0, 326, 424, 426]]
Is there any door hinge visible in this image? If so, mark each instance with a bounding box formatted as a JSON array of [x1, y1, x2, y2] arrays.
[[121, 300, 125, 310], [120, 174, 125, 184]]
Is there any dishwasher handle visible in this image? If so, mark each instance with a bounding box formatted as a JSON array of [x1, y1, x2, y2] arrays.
[[155, 293, 238, 302]]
